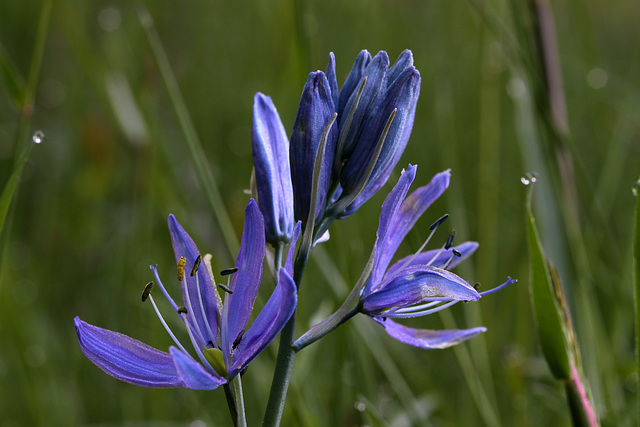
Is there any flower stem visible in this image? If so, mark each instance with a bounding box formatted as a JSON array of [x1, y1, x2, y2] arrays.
[[223, 383, 238, 427], [262, 247, 309, 426], [232, 375, 248, 427]]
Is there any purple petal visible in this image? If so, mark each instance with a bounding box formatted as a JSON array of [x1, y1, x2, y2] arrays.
[[374, 317, 487, 349], [367, 165, 417, 292], [337, 49, 372, 123], [252, 93, 295, 245], [228, 268, 297, 378], [386, 50, 414, 88], [362, 265, 479, 313], [338, 51, 389, 163], [385, 242, 479, 278], [168, 214, 218, 345], [74, 317, 182, 388], [221, 199, 265, 363], [325, 52, 339, 113], [169, 347, 226, 390], [372, 170, 451, 287], [284, 221, 302, 277], [290, 71, 337, 223]]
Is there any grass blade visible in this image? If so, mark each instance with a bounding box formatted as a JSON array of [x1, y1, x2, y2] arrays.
[[137, 6, 239, 258]]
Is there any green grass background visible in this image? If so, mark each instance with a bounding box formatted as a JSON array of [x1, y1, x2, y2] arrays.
[[1, 0, 638, 426]]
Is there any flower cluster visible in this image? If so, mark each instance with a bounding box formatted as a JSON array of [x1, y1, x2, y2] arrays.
[[75, 50, 513, 401]]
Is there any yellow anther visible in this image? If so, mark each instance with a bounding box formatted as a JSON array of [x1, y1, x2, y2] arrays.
[[177, 256, 186, 281]]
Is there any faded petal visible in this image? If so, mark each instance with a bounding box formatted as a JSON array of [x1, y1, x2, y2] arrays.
[[290, 71, 337, 223], [374, 317, 487, 349], [372, 169, 451, 286], [221, 199, 265, 363], [74, 317, 182, 388], [385, 242, 479, 278], [362, 265, 479, 313], [229, 268, 297, 378], [252, 93, 294, 245], [169, 347, 226, 390]]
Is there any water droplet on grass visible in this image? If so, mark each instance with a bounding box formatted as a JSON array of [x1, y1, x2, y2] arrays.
[[32, 130, 44, 144]]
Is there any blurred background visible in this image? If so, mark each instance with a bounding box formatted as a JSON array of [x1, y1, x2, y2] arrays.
[[1, 0, 638, 426]]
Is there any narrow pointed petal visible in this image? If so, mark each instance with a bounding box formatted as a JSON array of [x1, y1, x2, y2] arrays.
[[325, 53, 339, 112], [284, 221, 302, 276], [290, 71, 337, 223], [337, 49, 372, 120], [362, 265, 479, 313], [373, 170, 451, 285], [168, 214, 218, 345], [368, 165, 417, 290], [338, 51, 389, 161], [228, 268, 297, 378], [75, 317, 182, 388], [340, 67, 421, 214], [374, 317, 487, 349], [252, 93, 294, 245], [386, 50, 414, 88], [221, 199, 265, 362], [169, 347, 226, 390], [385, 242, 479, 278]]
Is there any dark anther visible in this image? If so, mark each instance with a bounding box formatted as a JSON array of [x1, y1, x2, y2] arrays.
[[220, 267, 239, 276], [429, 214, 450, 230], [218, 283, 234, 294], [474, 282, 481, 291], [232, 330, 245, 350], [445, 229, 456, 249], [191, 255, 202, 277], [177, 306, 188, 314], [141, 281, 154, 302], [452, 249, 462, 257]]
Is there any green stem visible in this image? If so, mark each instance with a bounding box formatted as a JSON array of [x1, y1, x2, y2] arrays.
[[232, 375, 248, 427], [137, 6, 239, 261], [262, 252, 308, 427], [223, 383, 238, 427], [293, 304, 360, 352]]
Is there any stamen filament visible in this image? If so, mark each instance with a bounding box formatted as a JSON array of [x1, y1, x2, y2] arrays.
[[150, 265, 180, 312], [479, 277, 516, 297], [179, 310, 220, 377], [181, 274, 208, 346], [148, 294, 190, 355], [386, 225, 440, 281], [194, 270, 217, 342], [384, 300, 459, 318]]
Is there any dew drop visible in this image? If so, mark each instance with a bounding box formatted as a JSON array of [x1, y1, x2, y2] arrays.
[[32, 130, 44, 144], [521, 172, 537, 186], [355, 401, 366, 412], [633, 179, 640, 197]]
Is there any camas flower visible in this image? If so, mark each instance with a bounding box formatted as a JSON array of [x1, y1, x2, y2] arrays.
[[75, 200, 297, 388], [359, 164, 515, 349]]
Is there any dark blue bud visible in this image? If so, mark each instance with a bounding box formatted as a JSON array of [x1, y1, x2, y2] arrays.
[[339, 65, 421, 217], [251, 93, 294, 245], [337, 50, 372, 121], [290, 72, 338, 224]]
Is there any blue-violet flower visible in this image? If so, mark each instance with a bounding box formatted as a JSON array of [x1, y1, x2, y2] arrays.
[[359, 165, 515, 349], [75, 200, 297, 388]]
